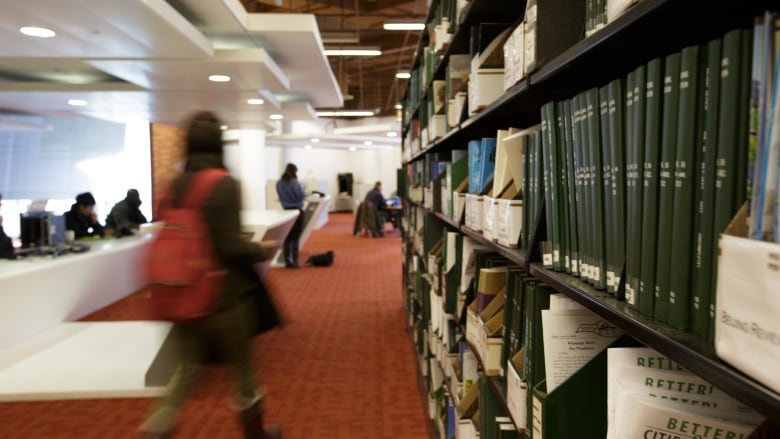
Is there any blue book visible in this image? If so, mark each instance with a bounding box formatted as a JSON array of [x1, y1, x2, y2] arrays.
[[478, 137, 498, 193], [468, 139, 482, 193]]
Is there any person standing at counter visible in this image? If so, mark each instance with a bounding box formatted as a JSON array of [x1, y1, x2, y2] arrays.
[[0, 193, 14, 257], [139, 111, 282, 439], [105, 189, 148, 236], [64, 192, 105, 239], [275, 163, 305, 269]]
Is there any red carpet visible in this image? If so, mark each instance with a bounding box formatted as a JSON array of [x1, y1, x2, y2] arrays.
[[0, 213, 432, 438]]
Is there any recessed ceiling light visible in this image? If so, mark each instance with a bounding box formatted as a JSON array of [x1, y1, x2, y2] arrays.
[[394, 103, 403, 110], [316, 110, 375, 117], [304, 144, 313, 150], [383, 23, 425, 31], [208, 74, 231, 82], [364, 141, 373, 146], [270, 114, 283, 120], [220, 125, 228, 130], [311, 138, 320, 143], [396, 72, 411, 79], [67, 99, 87, 107], [247, 98, 264, 105], [20, 26, 56, 38], [349, 147, 357, 151], [386, 131, 398, 137], [324, 48, 382, 56]]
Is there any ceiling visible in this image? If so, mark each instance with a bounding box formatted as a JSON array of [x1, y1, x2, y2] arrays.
[[0, 0, 424, 131]]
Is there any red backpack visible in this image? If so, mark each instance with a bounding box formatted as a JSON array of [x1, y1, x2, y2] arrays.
[[146, 169, 229, 323]]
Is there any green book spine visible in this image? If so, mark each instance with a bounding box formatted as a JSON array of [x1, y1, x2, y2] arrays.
[[639, 57, 665, 317], [548, 102, 565, 272], [556, 102, 571, 274], [563, 99, 580, 276], [627, 65, 646, 306], [575, 93, 593, 282], [709, 28, 753, 340], [534, 131, 544, 256], [624, 73, 636, 299], [599, 85, 616, 293], [501, 269, 518, 376], [541, 103, 556, 269], [690, 39, 721, 336], [668, 45, 703, 330], [654, 52, 681, 323], [586, 88, 607, 290], [607, 79, 627, 299], [522, 135, 530, 250], [734, 29, 752, 220]]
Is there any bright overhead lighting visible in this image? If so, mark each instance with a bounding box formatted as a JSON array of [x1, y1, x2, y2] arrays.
[[20, 26, 56, 38], [220, 125, 228, 130], [364, 141, 373, 146], [67, 99, 87, 107], [310, 138, 320, 143], [349, 147, 357, 151], [396, 72, 411, 79], [387, 131, 398, 137], [247, 98, 264, 105], [394, 103, 403, 110], [383, 23, 425, 31], [304, 144, 313, 150], [317, 110, 375, 117], [269, 114, 284, 120], [208, 74, 231, 82], [324, 48, 382, 56]]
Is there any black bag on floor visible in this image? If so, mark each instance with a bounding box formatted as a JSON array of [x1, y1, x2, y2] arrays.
[[306, 250, 334, 267]]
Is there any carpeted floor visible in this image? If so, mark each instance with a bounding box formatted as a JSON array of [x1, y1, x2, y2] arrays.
[[0, 213, 432, 438]]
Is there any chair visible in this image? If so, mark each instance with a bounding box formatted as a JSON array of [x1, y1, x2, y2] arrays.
[[353, 201, 384, 237]]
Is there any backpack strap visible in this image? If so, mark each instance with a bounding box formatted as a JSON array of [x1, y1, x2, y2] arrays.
[[180, 169, 230, 209]]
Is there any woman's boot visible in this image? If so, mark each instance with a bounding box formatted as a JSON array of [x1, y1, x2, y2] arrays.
[[238, 398, 281, 439]]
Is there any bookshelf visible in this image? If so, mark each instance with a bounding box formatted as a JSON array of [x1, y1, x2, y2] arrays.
[[401, 0, 780, 436]]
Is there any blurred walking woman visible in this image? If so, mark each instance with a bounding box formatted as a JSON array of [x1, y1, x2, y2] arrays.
[[139, 111, 281, 439]]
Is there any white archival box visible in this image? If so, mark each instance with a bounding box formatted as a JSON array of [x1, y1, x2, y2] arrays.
[[715, 232, 780, 395]]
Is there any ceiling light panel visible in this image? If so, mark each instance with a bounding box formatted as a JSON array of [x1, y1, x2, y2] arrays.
[[383, 23, 425, 31], [324, 48, 382, 56]]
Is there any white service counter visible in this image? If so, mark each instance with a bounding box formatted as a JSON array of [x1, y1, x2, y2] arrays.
[[0, 235, 154, 352]]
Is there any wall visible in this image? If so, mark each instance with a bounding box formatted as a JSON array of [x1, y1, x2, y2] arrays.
[[150, 123, 186, 218]]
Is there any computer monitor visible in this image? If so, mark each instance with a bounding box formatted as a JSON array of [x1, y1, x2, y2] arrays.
[[19, 212, 65, 248]]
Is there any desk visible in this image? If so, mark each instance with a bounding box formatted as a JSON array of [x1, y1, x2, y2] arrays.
[[0, 235, 154, 352], [384, 205, 403, 229]]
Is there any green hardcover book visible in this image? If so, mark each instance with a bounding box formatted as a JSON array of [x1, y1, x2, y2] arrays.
[[574, 93, 593, 282], [570, 95, 587, 280], [607, 79, 627, 299], [541, 103, 556, 269], [599, 85, 615, 293], [639, 57, 665, 317], [501, 268, 520, 377], [546, 102, 564, 271], [709, 28, 752, 340], [627, 65, 646, 306], [480, 377, 506, 439], [556, 101, 572, 274], [668, 45, 704, 330], [653, 52, 681, 323], [524, 282, 550, 438], [734, 29, 752, 222], [624, 72, 636, 302], [586, 88, 607, 290], [563, 99, 581, 276], [690, 38, 721, 336]]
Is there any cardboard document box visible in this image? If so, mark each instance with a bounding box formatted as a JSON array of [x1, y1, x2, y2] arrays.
[[497, 199, 523, 248], [430, 114, 447, 140], [464, 194, 484, 231], [468, 68, 505, 116], [483, 196, 498, 242], [715, 206, 780, 395], [506, 353, 528, 432]]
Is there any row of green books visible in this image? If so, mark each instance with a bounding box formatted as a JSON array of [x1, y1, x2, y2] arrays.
[[539, 24, 755, 338]]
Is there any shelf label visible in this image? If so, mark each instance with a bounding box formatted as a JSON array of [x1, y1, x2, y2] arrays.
[[543, 253, 553, 267]]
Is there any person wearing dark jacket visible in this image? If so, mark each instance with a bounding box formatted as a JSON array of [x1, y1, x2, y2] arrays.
[[105, 189, 148, 236], [64, 192, 105, 239], [275, 163, 305, 268], [139, 111, 282, 439]]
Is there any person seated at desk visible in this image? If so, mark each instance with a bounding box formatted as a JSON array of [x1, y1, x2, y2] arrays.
[[64, 192, 105, 239], [0, 193, 14, 257], [365, 181, 386, 213], [105, 189, 148, 236]]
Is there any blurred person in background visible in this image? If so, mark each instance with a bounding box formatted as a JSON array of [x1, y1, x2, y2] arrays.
[[0, 193, 13, 257], [105, 189, 148, 236], [275, 163, 305, 269], [64, 192, 105, 239], [139, 111, 282, 439]]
